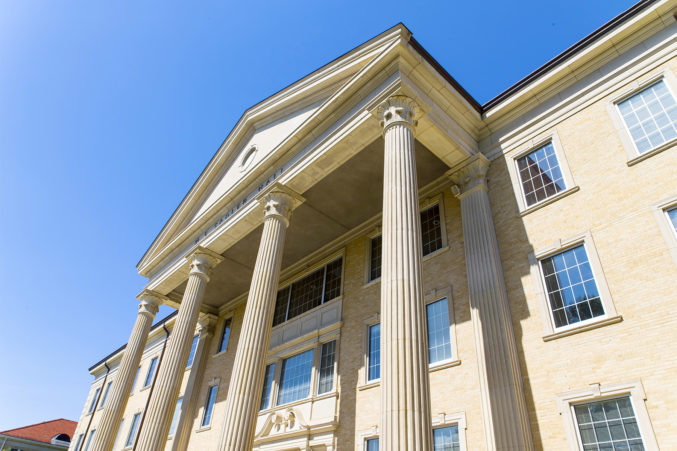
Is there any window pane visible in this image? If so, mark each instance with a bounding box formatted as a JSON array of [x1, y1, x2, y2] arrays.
[[618, 80, 677, 154], [516, 142, 566, 206], [667, 208, 677, 235], [421, 204, 443, 256], [540, 244, 604, 329], [168, 397, 183, 436], [426, 298, 452, 364], [88, 387, 101, 413], [277, 349, 314, 405], [259, 363, 275, 410], [287, 267, 325, 320], [433, 425, 461, 451], [202, 385, 218, 427], [74, 434, 84, 451], [217, 319, 232, 354], [370, 235, 382, 281], [126, 413, 141, 447], [574, 397, 645, 450], [83, 429, 96, 451], [273, 286, 291, 326], [366, 438, 379, 451], [318, 340, 336, 394], [144, 357, 158, 387], [100, 381, 113, 408], [368, 323, 381, 381], [324, 258, 343, 301], [186, 335, 199, 368]]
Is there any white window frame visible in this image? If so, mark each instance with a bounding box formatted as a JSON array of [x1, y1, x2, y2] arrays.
[[652, 194, 677, 267], [425, 287, 461, 371], [214, 317, 232, 356], [607, 70, 677, 166], [98, 380, 113, 410], [186, 334, 200, 369], [124, 411, 142, 449], [88, 385, 102, 414], [556, 380, 659, 451], [197, 379, 220, 431], [529, 231, 621, 341], [167, 396, 183, 439], [142, 356, 159, 389], [363, 226, 382, 286], [360, 314, 381, 388], [507, 130, 578, 215], [431, 411, 467, 451], [357, 426, 379, 451]]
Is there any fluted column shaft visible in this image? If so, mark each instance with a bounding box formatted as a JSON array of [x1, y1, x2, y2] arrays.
[[90, 294, 161, 451], [218, 186, 302, 451], [378, 96, 433, 451], [136, 247, 222, 451], [448, 154, 533, 451]]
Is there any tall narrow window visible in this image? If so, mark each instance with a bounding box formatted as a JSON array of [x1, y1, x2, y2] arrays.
[[74, 434, 84, 451], [201, 385, 218, 427], [367, 323, 380, 381], [259, 363, 275, 410], [130, 366, 140, 394], [617, 79, 677, 154], [143, 357, 158, 388], [125, 413, 141, 447], [667, 207, 677, 236], [217, 319, 231, 354], [366, 438, 379, 451], [168, 397, 183, 437], [318, 340, 336, 394], [421, 204, 443, 256], [426, 298, 452, 364], [186, 335, 199, 368], [573, 397, 644, 449], [273, 258, 343, 326], [369, 235, 382, 281], [88, 387, 101, 413], [540, 244, 604, 329], [277, 349, 314, 405], [433, 425, 461, 451], [113, 420, 123, 450], [516, 142, 566, 207], [99, 381, 113, 408], [83, 429, 96, 451]]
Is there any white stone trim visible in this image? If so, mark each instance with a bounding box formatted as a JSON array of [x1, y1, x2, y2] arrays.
[[356, 425, 379, 451], [606, 67, 677, 165], [652, 193, 677, 267], [556, 379, 659, 451], [359, 313, 381, 387], [506, 128, 578, 214], [424, 286, 461, 371], [431, 411, 467, 451], [529, 230, 621, 339]]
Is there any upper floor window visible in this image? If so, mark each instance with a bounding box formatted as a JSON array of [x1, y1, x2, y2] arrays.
[[74, 434, 84, 451], [277, 349, 314, 405], [88, 387, 101, 413], [516, 142, 566, 207], [273, 258, 343, 326], [369, 235, 382, 282], [317, 340, 337, 394], [433, 425, 461, 451], [426, 298, 452, 364], [617, 79, 677, 154], [143, 357, 158, 388], [168, 397, 183, 437], [83, 429, 96, 451], [367, 323, 381, 382], [217, 319, 232, 354], [99, 381, 113, 408], [667, 207, 677, 237], [186, 335, 199, 368], [130, 366, 140, 394], [201, 385, 218, 427], [125, 413, 141, 448], [259, 363, 275, 410], [573, 397, 644, 450], [540, 244, 604, 329]]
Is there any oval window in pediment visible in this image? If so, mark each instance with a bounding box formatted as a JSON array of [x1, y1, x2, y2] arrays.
[[240, 145, 258, 171]]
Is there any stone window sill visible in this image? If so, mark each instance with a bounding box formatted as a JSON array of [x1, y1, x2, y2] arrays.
[[520, 186, 580, 217], [259, 390, 338, 415], [542, 315, 622, 342], [195, 425, 212, 433], [626, 139, 676, 166], [429, 359, 461, 372], [357, 380, 380, 391]]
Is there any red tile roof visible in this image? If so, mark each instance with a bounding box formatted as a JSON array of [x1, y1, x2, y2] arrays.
[[0, 418, 77, 444]]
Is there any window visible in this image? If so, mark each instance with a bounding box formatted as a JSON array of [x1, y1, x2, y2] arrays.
[[113, 420, 123, 450], [573, 397, 645, 450], [201, 385, 218, 427], [83, 429, 95, 451], [367, 323, 380, 382], [318, 340, 336, 394], [426, 298, 452, 364], [168, 397, 183, 437], [277, 349, 314, 405], [369, 235, 382, 282], [74, 434, 84, 451], [540, 244, 604, 329], [516, 141, 566, 207], [143, 357, 158, 388], [88, 387, 101, 413], [125, 413, 141, 448], [130, 366, 140, 394], [186, 335, 199, 367], [259, 363, 275, 410], [365, 438, 379, 451], [99, 381, 113, 408], [667, 207, 677, 236], [617, 79, 677, 154], [433, 425, 461, 451], [217, 319, 231, 354], [273, 258, 343, 326]]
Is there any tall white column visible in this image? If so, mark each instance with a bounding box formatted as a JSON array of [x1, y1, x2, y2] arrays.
[[136, 247, 223, 451], [448, 154, 533, 451], [378, 95, 433, 451], [218, 184, 303, 451], [90, 292, 163, 451]]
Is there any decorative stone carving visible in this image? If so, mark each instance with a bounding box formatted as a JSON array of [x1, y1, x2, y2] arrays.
[[376, 95, 422, 132], [447, 153, 490, 197], [188, 246, 223, 281], [259, 183, 304, 227]]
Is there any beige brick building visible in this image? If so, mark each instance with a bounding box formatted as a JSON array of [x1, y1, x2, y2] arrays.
[[71, 1, 677, 450]]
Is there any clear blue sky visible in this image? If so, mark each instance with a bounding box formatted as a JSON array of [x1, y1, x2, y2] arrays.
[[0, 0, 637, 430]]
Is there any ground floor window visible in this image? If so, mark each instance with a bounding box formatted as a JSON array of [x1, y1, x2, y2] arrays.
[[573, 397, 645, 450]]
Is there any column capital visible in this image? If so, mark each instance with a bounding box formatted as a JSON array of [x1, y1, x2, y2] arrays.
[[187, 246, 224, 281], [256, 183, 305, 227], [375, 95, 422, 133], [136, 290, 165, 316], [196, 313, 218, 336], [446, 153, 491, 198]]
